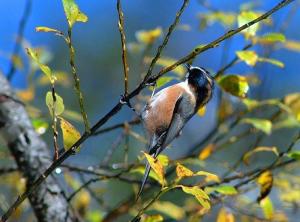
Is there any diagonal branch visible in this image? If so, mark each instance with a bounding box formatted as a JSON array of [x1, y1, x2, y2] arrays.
[[1, 0, 294, 221]]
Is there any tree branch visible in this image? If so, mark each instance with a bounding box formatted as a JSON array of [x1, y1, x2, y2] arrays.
[[1, 0, 294, 220]]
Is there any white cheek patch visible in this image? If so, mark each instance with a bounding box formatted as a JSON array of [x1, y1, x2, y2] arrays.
[[179, 81, 194, 97]]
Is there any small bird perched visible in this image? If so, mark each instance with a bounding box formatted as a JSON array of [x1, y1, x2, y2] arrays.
[[137, 64, 214, 199]]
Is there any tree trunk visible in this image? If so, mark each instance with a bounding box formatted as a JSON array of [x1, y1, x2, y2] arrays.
[[0, 73, 77, 222]]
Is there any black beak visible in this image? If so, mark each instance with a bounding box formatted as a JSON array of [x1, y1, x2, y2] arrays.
[[184, 63, 191, 72]]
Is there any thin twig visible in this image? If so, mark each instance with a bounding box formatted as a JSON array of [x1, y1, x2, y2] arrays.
[[7, 0, 32, 81], [66, 28, 90, 132], [117, 0, 129, 96], [1, 1, 294, 221]]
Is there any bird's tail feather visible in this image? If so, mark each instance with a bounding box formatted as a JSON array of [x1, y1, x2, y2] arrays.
[[136, 161, 151, 200]]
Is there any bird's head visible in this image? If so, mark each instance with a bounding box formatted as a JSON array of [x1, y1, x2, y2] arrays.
[[185, 64, 214, 106]]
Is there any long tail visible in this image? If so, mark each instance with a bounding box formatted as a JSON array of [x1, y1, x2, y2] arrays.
[[136, 161, 151, 200]]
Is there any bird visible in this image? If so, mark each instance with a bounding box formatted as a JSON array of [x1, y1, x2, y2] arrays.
[[136, 64, 214, 199]]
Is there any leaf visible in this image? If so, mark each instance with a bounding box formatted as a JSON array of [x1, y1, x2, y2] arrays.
[[195, 171, 220, 183], [152, 201, 185, 220], [241, 118, 272, 134], [142, 214, 163, 222], [179, 185, 210, 210], [238, 11, 260, 36], [176, 163, 194, 178], [136, 27, 162, 44], [143, 152, 165, 186], [32, 118, 49, 135], [152, 76, 174, 89], [205, 185, 238, 195], [257, 171, 273, 202], [157, 154, 169, 167], [35, 26, 63, 36], [257, 32, 286, 44], [86, 210, 103, 222], [273, 116, 300, 129], [38, 71, 71, 87], [131, 166, 162, 182], [217, 75, 249, 98], [26, 48, 54, 83], [62, 0, 88, 28], [283, 40, 300, 52], [60, 117, 81, 150], [45, 91, 65, 116], [284, 93, 300, 121], [260, 196, 274, 220], [199, 12, 236, 28], [144, 56, 185, 76], [198, 144, 215, 160], [258, 57, 284, 68], [243, 146, 279, 165], [16, 86, 35, 102], [73, 190, 91, 217], [236, 50, 258, 66], [287, 151, 300, 160], [197, 105, 206, 116], [217, 208, 235, 222]]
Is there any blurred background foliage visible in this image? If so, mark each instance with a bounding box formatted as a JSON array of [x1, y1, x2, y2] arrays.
[[1, 0, 300, 221]]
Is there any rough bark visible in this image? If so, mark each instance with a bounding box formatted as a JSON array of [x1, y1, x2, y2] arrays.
[[0, 73, 76, 222]]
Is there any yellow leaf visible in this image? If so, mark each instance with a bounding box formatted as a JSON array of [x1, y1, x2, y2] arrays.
[[136, 27, 162, 44], [62, 0, 88, 27], [152, 201, 185, 220], [197, 106, 206, 116], [142, 214, 163, 222], [243, 146, 279, 165], [241, 118, 272, 134], [195, 171, 220, 183], [238, 11, 261, 36], [143, 152, 165, 186], [217, 208, 235, 222], [198, 144, 215, 160], [284, 93, 300, 121], [73, 190, 91, 217], [35, 26, 63, 36], [205, 185, 238, 195], [157, 154, 169, 167], [16, 86, 35, 102], [236, 50, 258, 66], [176, 163, 194, 178], [179, 185, 210, 210], [217, 75, 249, 98], [260, 196, 274, 220], [257, 171, 273, 202], [283, 40, 300, 52], [60, 117, 81, 150]]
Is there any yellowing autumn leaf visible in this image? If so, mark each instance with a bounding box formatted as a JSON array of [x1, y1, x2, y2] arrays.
[[199, 144, 215, 160], [62, 0, 88, 28], [257, 171, 273, 202], [195, 171, 220, 183], [136, 27, 162, 44], [236, 50, 258, 66], [217, 208, 235, 222], [60, 117, 81, 150], [143, 152, 165, 186], [260, 196, 274, 220], [217, 75, 249, 98], [176, 163, 194, 178], [179, 185, 210, 210]]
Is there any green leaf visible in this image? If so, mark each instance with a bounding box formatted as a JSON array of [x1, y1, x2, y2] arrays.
[[32, 118, 49, 135], [195, 171, 220, 183], [241, 118, 272, 134], [287, 151, 300, 160], [260, 197, 274, 220], [62, 0, 88, 28], [199, 12, 236, 29], [35, 26, 63, 36], [273, 116, 300, 129], [205, 185, 238, 195], [60, 117, 81, 150], [258, 57, 284, 68], [258, 32, 286, 44], [45, 91, 65, 116], [142, 214, 163, 222], [26, 48, 55, 83], [217, 75, 249, 98], [236, 50, 258, 66], [153, 76, 174, 89], [238, 11, 260, 36], [179, 185, 210, 210], [86, 210, 103, 222], [243, 146, 279, 165]]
